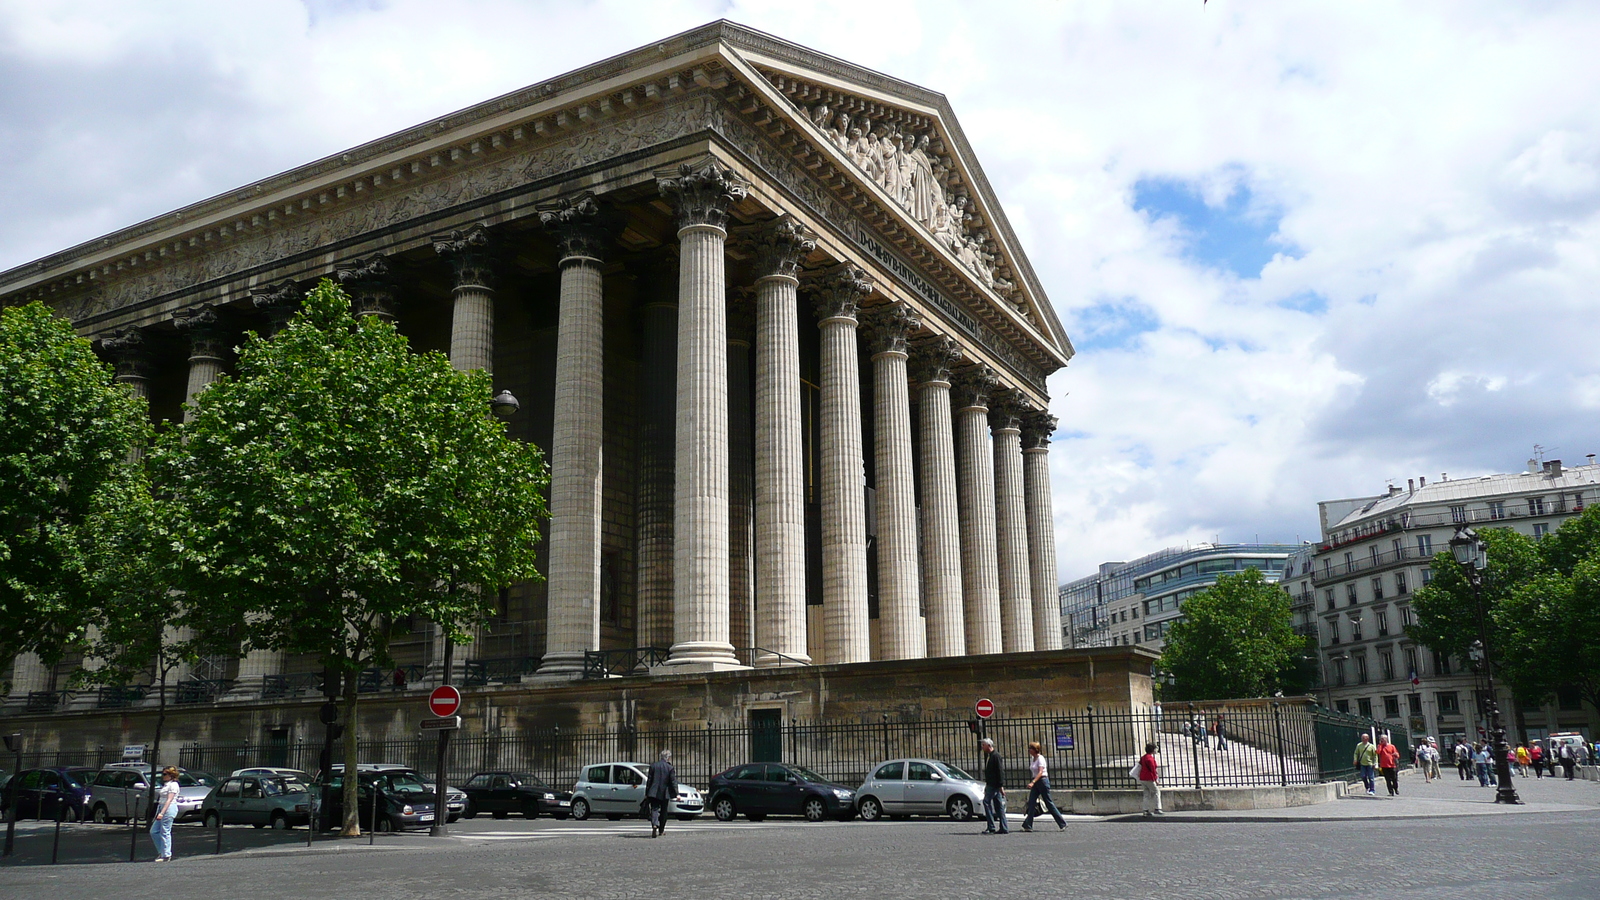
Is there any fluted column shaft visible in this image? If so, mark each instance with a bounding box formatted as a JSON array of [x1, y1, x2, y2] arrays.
[[635, 298, 677, 651], [727, 308, 755, 656], [538, 198, 606, 676], [866, 305, 923, 660], [6, 653, 50, 701], [913, 339, 965, 658], [954, 371, 1002, 655], [1023, 414, 1063, 651], [170, 307, 228, 688], [752, 217, 814, 667], [992, 403, 1035, 653]]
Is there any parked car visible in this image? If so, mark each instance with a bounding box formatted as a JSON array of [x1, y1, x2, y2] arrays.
[[88, 765, 215, 823], [853, 758, 983, 821], [569, 762, 704, 822], [230, 766, 310, 781], [2, 767, 97, 821], [201, 773, 312, 829], [352, 763, 465, 823], [313, 766, 437, 832], [707, 763, 856, 822], [460, 771, 572, 819]]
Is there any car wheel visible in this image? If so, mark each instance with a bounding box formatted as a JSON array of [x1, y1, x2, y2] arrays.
[[858, 797, 882, 821], [712, 796, 736, 822], [803, 797, 827, 822], [521, 801, 539, 819], [63, 805, 80, 823], [463, 800, 477, 819], [92, 804, 110, 824], [492, 810, 509, 819], [270, 812, 289, 831], [571, 798, 590, 821], [947, 795, 974, 821], [375, 815, 395, 834], [204, 811, 220, 829], [447, 814, 460, 824]]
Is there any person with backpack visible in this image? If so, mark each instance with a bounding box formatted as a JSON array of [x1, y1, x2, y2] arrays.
[[1454, 740, 1473, 780], [1137, 742, 1162, 817]]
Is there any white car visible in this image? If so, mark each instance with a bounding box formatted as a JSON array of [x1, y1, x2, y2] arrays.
[[230, 767, 310, 781], [569, 762, 704, 821], [854, 758, 985, 822]]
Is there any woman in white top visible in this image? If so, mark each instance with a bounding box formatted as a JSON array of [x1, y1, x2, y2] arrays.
[[1021, 741, 1067, 832], [149, 766, 181, 862]]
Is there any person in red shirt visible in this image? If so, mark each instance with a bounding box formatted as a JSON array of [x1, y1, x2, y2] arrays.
[[1530, 742, 1545, 778], [1138, 742, 1162, 817], [1377, 735, 1401, 796]]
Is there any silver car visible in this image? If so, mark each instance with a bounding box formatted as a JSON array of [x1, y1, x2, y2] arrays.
[[88, 765, 216, 823], [570, 762, 704, 821], [854, 759, 984, 821]]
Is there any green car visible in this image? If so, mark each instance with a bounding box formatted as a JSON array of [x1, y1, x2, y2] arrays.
[[200, 774, 312, 830]]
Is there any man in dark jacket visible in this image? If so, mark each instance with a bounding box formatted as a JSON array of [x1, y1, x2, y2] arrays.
[[980, 738, 1008, 834], [644, 749, 677, 837]]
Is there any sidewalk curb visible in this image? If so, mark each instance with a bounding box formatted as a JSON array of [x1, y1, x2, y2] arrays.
[[1102, 805, 1598, 824]]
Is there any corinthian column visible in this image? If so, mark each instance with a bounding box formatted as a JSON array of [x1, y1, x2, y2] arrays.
[[537, 195, 607, 677], [1023, 411, 1063, 651], [991, 392, 1035, 653], [727, 294, 755, 656], [953, 366, 1002, 655], [658, 161, 747, 669], [434, 225, 496, 374], [5, 654, 51, 705], [251, 281, 302, 340], [811, 264, 873, 665], [335, 256, 397, 323], [911, 336, 964, 658], [174, 305, 226, 422], [863, 302, 924, 660], [751, 216, 815, 667], [635, 254, 678, 652]]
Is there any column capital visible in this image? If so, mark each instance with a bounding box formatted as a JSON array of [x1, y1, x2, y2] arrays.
[[809, 263, 873, 324], [910, 334, 963, 385], [100, 326, 153, 380], [537, 193, 607, 264], [173, 304, 227, 360], [658, 159, 748, 232], [335, 255, 398, 321], [862, 301, 922, 357], [1022, 410, 1058, 451], [432, 224, 497, 288], [250, 280, 302, 334], [951, 365, 998, 411], [751, 214, 816, 281], [988, 389, 1028, 433]]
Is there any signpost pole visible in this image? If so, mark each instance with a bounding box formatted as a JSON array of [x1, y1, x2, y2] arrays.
[[2, 733, 21, 858], [425, 657, 462, 837]]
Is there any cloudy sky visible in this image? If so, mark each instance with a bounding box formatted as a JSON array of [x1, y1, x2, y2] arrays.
[[4, 1, 1599, 581]]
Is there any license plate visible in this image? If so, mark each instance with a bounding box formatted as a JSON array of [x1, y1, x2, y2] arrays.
[[418, 814, 434, 822], [558, 800, 570, 806]]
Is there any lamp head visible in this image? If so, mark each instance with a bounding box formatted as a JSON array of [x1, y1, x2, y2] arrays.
[[490, 389, 520, 418], [1449, 525, 1486, 571]]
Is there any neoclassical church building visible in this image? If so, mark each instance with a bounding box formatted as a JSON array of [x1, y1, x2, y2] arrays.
[[2, 23, 1120, 737]]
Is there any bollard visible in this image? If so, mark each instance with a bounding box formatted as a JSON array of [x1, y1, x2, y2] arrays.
[[214, 810, 223, 855], [306, 794, 314, 848], [130, 807, 138, 862], [51, 804, 64, 864]]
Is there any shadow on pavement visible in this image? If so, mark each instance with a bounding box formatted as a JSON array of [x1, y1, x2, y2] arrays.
[[0, 821, 414, 867]]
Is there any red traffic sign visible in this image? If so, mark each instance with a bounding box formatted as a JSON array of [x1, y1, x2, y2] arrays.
[[975, 698, 995, 719], [428, 685, 461, 718]]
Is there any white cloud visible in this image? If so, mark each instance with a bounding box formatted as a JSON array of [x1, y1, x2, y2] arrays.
[[3, 1, 1598, 585]]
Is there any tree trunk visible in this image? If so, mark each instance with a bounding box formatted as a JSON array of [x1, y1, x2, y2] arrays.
[[341, 662, 361, 836]]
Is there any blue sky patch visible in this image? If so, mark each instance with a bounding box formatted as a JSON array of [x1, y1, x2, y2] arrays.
[[1072, 298, 1160, 351], [1277, 291, 1329, 314], [1134, 177, 1292, 279]]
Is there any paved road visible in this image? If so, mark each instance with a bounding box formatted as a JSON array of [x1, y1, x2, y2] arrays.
[[2, 774, 1597, 900]]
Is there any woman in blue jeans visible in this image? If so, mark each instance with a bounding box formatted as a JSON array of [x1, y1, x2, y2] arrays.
[[1021, 741, 1067, 832], [149, 766, 180, 862]]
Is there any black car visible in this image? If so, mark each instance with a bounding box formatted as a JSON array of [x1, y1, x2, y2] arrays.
[[313, 767, 437, 832], [708, 763, 856, 822], [460, 771, 572, 819], [1, 767, 97, 821]]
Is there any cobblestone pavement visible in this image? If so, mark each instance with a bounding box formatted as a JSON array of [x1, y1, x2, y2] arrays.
[[2, 783, 1596, 900]]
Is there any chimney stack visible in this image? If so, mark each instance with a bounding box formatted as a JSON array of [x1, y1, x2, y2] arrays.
[[1529, 458, 1541, 474], [1419, 476, 1426, 487], [1407, 478, 1415, 493]]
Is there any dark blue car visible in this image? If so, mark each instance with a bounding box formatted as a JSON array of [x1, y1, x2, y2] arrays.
[[2, 767, 97, 821]]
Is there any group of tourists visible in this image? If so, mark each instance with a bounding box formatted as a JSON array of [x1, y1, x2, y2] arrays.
[[1448, 736, 1592, 785], [1352, 733, 1403, 796], [977, 737, 1165, 833]]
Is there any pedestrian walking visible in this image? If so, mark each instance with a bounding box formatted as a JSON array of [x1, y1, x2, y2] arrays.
[[1214, 713, 1228, 752], [149, 766, 180, 862], [1377, 735, 1400, 796], [980, 738, 1008, 834], [1530, 741, 1545, 778], [1473, 743, 1495, 787], [1354, 733, 1378, 796], [1515, 744, 1530, 778], [1558, 741, 1577, 780], [1020, 741, 1066, 832], [1454, 740, 1472, 780], [1426, 738, 1442, 780], [1137, 742, 1163, 817], [644, 749, 676, 838]]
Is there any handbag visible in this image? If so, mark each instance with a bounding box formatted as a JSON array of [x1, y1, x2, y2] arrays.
[[1128, 763, 1142, 780]]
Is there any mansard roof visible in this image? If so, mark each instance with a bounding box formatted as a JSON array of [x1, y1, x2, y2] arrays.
[[0, 20, 1071, 378]]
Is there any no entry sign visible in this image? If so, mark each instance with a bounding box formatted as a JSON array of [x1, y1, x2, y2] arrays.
[[975, 698, 995, 719], [428, 685, 462, 718]]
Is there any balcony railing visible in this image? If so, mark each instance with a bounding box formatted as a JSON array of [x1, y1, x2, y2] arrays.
[[583, 646, 671, 679], [1313, 546, 1423, 584]]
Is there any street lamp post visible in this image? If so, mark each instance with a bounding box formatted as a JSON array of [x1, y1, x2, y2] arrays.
[[1447, 525, 1521, 805]]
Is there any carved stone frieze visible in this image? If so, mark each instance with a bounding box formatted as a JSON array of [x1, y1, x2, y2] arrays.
[[658, 159, 749, 231], [1021, 410, 1058, 451], [750, 214, 816, 280], [950, 365, 998, 411], [809, 263, 873, 323], [909, 334, 962, 385], [862, 301, 921, 356], [537, 193, 606, 263]]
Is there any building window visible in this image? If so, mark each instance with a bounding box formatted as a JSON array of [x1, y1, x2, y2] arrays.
[[1488, 501, 1506, 520], [1355, 654, 1369, 684], [1346, 584, 1358, 606], [1437, 692, 1459, 714], [1326, 618, 1341, 645], [1529, 497, 1546, 516], [1391, 538, 1403, 556], [1533, 523, 1550, 540], [1369, 545, 1380, 564], [1322, 558, 1332, 577], [1432, 649, 1452, 676], [1450, 506, 1466, 524], [1400, 606, 1413, 628], [1394, 571, 1408, 595], [1350, 615, 1363, 642], [1417, 534, 1432, 557], [1383, 696, 1400, 719], [1358, 698, 1373, 718], [1376, 609, 1389, 636], [1404, 646, 1419, 678], [1334, 659, 1346, 686], [1325, 589, 1336, 611], [1336, 699, 1350, 714], [1572, 492, 1585, 511], [1421, 567, 1433, 585], [1344, 552, 1354, 570], [1408, 694, 1422, 715], [1370, 577, 1384, 600], [1380, 651, 1394, 681]]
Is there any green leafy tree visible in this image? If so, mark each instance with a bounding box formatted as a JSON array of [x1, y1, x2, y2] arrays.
[[0, 301, 150, 666], [1534, 504, 1600, 576], [152, 281, 548, 835], [1158, 568, 1305, 700], [1406, 528, 1544, 663], [1489, 508, 1600, 713]]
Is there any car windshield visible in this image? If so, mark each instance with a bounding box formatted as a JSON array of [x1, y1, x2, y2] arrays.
[[513, 773, 546, 788], [184, 771, 219, 787], [264, 777, 308, 795], [785, 766, 827, 783], [64, 769, 95, 788], [379, 773, 432, 793], [936, 762, 977, 781]]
